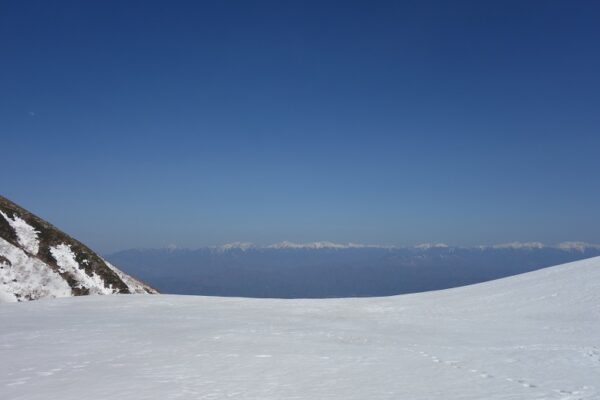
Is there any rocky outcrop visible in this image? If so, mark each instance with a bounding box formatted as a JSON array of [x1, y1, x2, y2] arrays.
[[0, 195, 157, 302]]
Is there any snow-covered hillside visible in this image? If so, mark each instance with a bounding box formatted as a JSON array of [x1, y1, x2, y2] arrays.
[[0, 195, 156, 302], [1, 256, 598, 399]]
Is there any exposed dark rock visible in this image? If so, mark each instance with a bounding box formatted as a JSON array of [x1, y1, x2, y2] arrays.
[[0, 195, 157, 302]]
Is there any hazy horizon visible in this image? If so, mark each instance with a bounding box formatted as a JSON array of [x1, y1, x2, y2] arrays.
[[104, 239, 600, 254]]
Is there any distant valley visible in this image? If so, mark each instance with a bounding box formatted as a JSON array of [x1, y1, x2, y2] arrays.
[[107, 242, 600, 298]]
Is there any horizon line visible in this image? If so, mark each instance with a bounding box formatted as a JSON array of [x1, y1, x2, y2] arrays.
[[111, 240, 600, 253]]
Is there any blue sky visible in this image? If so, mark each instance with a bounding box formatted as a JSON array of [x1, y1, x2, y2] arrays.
[[2, 1, 600, 252]]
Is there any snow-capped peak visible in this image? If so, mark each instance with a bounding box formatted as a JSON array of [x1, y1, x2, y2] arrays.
[[265, 241, 389, 250], [556, 241, 600, 252], [204, 241, 600, 252], [217, 242, 257, 251], [414, 243, 449, 250], [491, 241, 546, 250], [212, 241, 393, 251], [267, 241, 347, 249]]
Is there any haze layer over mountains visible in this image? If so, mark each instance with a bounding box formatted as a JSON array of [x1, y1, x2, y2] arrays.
[[109, 242, 600, 298]]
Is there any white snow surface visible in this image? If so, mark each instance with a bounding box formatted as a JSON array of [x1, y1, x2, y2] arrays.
[[0, 238, 154, 302], [1, 256, 599, 399], [0, 211, 40, 255], [103, 259, 156, 294], [0, 238, 71, 302], [50, 243, 116, 295]]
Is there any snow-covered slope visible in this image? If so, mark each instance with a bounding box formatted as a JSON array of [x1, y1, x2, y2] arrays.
[[0, 195, 156, 302], [1, 256, 598, 399]]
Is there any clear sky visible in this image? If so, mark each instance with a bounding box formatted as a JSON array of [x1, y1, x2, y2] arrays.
[[2, 1, 600, 253]]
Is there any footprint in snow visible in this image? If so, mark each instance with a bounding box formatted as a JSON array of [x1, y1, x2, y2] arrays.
[[6, 377, 31, 386], [37, 368, 61, 376], [517, 379, 537, 388]]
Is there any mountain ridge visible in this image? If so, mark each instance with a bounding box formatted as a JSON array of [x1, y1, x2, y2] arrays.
[[130, 240, 600, 252], [0, 195, 156, 302]]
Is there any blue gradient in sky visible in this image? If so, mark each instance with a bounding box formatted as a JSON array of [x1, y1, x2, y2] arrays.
[[2, 1, 599, 252]]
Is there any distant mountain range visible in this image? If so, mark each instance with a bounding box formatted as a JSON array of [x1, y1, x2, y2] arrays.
[[108, 241, 600, 298], [0, 195, 156, 302], [4, 191, 598, 302], [207, 240, 600, 251]]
